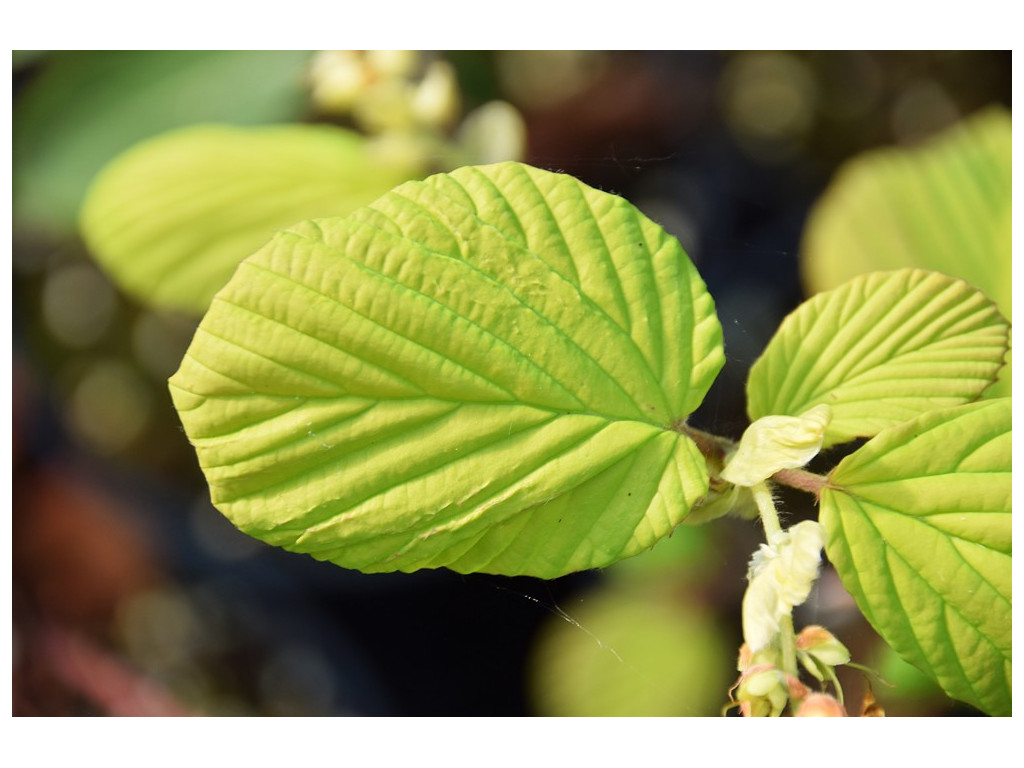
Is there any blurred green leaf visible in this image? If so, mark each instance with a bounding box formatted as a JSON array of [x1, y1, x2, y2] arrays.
[[802, 106, 1012, 396], [170, 162, 724, 578], [14, 50, 314, 233], [12, 50, 48, 68], [820, 399, 1011, 716], [80, 123, 422, 313], [747, 269, 1009, 446], [529, 579, 732, 716], [874, 640, 946, 705], [602, 523, 714, 580]]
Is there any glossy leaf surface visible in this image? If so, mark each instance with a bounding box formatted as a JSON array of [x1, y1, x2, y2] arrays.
[[747, 269, 1008, 446], [820, 399, 1011, 716], [81, 123, 422, 314], [170, 162, 725, 578]]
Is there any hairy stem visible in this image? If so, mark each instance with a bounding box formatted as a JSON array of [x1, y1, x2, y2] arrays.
[[771, 467, 828, 499], [751, 481, 782, 539]]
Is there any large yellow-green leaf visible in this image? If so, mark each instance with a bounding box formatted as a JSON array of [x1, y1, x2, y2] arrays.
[[746, 269, 1008, 446], [80, 123, 422, 314], [820, 399, 1011, 716], [802, 106, 1011, 396], [169, 161, 725, 578]]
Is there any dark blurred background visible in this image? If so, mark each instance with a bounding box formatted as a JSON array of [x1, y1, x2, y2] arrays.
[[11, 50, 1011, 716]]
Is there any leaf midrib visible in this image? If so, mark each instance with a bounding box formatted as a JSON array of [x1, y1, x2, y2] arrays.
[[826, 490, 1010, 713], [384, 171, 672, 401], [277, 217, 667, 420]]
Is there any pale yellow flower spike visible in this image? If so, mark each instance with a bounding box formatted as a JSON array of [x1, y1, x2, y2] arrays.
[[742, 520, 826, 653]]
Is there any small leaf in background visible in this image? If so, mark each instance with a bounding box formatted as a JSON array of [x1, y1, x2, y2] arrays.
[[528, 579, 732, 716], [170, 161, 725, 578], [746, 269, 1008, 446], [80, 124, 423, 314], [801, 106, 1011, 396], [14, 51, 315, 234], [819, 398, 1010, 716]]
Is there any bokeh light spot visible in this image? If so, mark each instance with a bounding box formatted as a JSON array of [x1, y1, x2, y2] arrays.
[[720, 52, 817, 163], [890, 79, 960, 144], [67, 359, 152, 454], [41, 263, 118, 347]]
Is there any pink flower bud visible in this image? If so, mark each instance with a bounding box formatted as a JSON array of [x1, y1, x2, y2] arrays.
[[794, 692, 848, 717], [797, 625, 851, 666]]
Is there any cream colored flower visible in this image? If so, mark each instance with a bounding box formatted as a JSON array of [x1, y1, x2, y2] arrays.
[[720, 404, 832, 487], [455, 101, 528, 165], [742, 520, 826, 652], [412, 60, 461, 129], [308, 50, 371, 113]]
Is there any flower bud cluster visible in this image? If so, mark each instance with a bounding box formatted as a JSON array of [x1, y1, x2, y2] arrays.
[[731, 625, 852, 717], [309, 50, 460, 132], [732, 644, 809, 717], [307, 51, 527, 169]]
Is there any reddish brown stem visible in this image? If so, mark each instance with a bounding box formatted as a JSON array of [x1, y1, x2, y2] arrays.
[[770, 467, 829, 499], [671, 422, 734, 463]]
